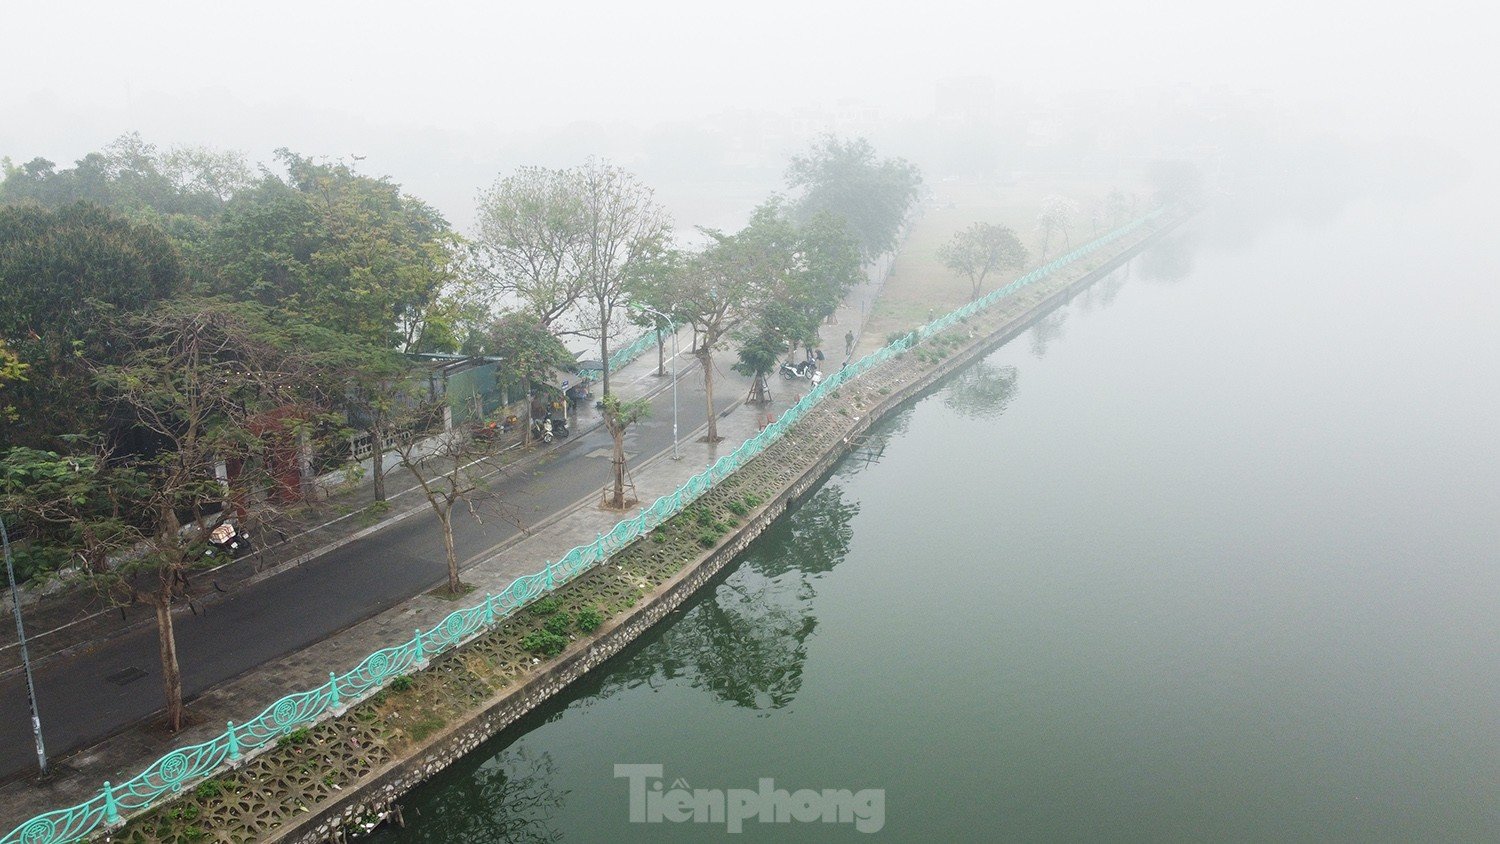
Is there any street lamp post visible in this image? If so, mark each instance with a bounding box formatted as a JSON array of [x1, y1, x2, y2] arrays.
[[1, 515, 47, 775], [632, 305, 680, 461]]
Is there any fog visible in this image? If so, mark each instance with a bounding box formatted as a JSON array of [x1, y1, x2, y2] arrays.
[[3, 0, 1492, 230]]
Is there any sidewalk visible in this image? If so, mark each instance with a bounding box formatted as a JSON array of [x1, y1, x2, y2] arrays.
[[0, 338, 674, 680], [0, 245, 901, 832], [0, 334, 836, 833]]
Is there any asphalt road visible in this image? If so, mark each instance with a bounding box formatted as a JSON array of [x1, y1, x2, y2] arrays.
[[0, 360, 732, 780]]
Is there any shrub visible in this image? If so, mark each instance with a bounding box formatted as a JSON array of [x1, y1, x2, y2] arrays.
[[521, 630, 568, 657], [528, 597, 561, 616], [410, 716, 446, 742], [194, 779, 228, 800], [277, 727, 311, 749], [576, 607, 604, 633], [389, 675, 415, 692], [725, 500, 748, 517], [744, 493, 763, 508], [543, 611, 573, 636]]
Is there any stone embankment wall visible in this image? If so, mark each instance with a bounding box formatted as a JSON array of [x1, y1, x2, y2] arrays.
[[100, 215, 1180, 844]]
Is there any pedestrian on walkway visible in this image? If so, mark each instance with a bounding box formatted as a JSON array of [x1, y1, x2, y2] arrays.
[[845, 330, 854, 356]]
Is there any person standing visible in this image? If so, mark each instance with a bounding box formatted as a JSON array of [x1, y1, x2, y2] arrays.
[[845, 330, 855, 356]]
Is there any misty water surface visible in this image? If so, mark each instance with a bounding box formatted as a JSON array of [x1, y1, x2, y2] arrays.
[[370, 174, 1499, 840]]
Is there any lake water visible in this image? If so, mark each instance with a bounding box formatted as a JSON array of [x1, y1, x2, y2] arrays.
[[370, 172, 1500, 841]]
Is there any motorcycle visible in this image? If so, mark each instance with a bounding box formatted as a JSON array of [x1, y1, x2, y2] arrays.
[[205, 521, 252, 559], [530, 416, 570, 444], [780, 359, 818, 380]]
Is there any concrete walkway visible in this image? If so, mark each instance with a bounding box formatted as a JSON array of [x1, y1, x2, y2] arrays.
[[0, 254, 896, 834]]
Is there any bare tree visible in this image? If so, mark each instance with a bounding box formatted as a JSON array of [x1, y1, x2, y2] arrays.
[[575, 160, 671, 397], [388, 401, 519, 596], [1037, 195, 1079, 260], [85, 301, 306, 731], [473, 167, 588, 331]]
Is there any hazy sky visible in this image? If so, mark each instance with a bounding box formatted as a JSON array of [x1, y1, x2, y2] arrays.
[[1, 0, 1491, 223]]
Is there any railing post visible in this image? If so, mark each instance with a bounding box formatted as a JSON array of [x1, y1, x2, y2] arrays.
[[328, 672, 341, 709], [483, 593, 495, 626], [413, 628, 425, 663], [544, 561, 554, 590], [227, 721, 240, 761], [103, 780, 120, 825]]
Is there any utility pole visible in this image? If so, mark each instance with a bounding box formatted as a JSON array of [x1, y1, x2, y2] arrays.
[[2, 516, 47, 775], [631, 305, 680, 460]]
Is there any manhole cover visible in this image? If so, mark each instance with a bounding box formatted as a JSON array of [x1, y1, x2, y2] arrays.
[[105, 667, 148, 686]]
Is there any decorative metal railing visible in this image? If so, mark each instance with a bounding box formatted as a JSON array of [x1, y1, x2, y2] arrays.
[[1, 209, 1165, 844], [578, 330, 660, 384]]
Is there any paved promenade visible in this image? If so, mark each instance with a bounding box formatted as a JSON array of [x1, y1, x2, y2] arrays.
[[0, 251, 898, 834]]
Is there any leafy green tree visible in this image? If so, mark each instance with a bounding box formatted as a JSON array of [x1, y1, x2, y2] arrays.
[[206, 150, 460, 353], [478, 312, 576, 445], [0, 339, 26, 423], [672, 205, 793, 442], [622, 244, 683, 377], [786, 136, 922, 261], [938, 222, 1029, 301], [0, 132, 251, 220], [732, 205, 862, 402], [600, 395, 651, 509], [0, 201, 185, 448], [733, 327, 784, 405]]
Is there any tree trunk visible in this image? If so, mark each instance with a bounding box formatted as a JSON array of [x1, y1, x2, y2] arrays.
[[599, 301, 611, 398], [611, 428, 627, 508], [749, 373, 768, 405], [655, 327, 666, 377], [698, 350, 719, 442], [370, 415, 387, 503], [153, 583, 184, 732], [439, 506, 460, 594]]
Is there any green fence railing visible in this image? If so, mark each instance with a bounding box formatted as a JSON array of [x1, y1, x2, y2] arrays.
[[1, 209, 1165, 844]]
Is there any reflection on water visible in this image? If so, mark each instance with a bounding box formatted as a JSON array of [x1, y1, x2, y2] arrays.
[[388, 747, 566, 843], [371, 481, 859, 841], [372, 170, 1500, 839], [1027, 309, 1068, 358], [598, 483, 858, 709], [943, 361, 1019, 419], [1139, 229, 1198, 285]]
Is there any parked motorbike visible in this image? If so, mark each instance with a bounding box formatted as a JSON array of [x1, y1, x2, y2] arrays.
[[530, 416, 570, 443], [205, 521, 252, 559], [780, 359, 818, 380]]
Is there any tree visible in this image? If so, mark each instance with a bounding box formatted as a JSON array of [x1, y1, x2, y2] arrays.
[[1037, 195, 1079, 260], [206, 150, 460, 353], [0, 339, 26, 424], [733, 328, 783, 405], [786, 136, 922, 261], [574, 160, 671, 397], [387, 399, 516, 596], [0, 201, 185, 449], [480, 312, 576, 445], [86, 300, 309, 731], [731, 205, 862, 403], [0, 132, 251, 220], [672, 205, 790, 442], [600, 395, 651, 509], [473, 166, 588, 330], [939, 222, 1029, 301], [622, 245, 682, 378]]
